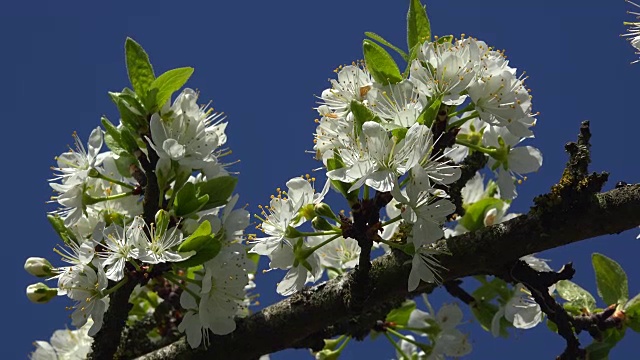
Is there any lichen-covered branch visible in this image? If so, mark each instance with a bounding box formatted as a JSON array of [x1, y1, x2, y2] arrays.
[[137, 183, 640, 360]]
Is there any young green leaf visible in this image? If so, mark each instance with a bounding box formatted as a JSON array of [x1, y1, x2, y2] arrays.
[[350, 100, 377, 138], [109, 92, 147, 133], [585, 328, 626, 360], [47, 214, 78, 245], [174, 182, 209, 217], [624, 293, 640, 332], [125, 38, 155, 97], [458, 198, 503, 232], [147, 67, 194, 112], [416, 95, 442, 127], [470, 300, 507, 337], [195, 176, 238, 211], [556, 280, 597, 312], [385, 300, 416, 326], [177, 221, 221, 268], [326, 154, 358, 204], [592, 253, 629, 306], [365, 31, 408, 60], [407, 0, 431, 50], [362, 40, 403, 85], [101, 117, 128, 155], [154, 209, 170, 239]]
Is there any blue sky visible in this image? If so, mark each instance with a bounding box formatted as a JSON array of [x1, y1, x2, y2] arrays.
[[3, 0, 639, 358]]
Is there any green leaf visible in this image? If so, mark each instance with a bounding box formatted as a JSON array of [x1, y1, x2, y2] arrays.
[[194, 176, 238, 211], [556, 280, 597, 312], [147, 67, 194, 112], [592, 253, 629, 306], [385, 300, 416, 326], [350, 100, 377, 138], [326, 155, 357, 203], [436, 35, 453, 45], [178, 221, 212, 252], [176, 221, 222, 268], [471, 300, 507, 337], [392, 127, 408, 142], [47, 214, 78, 245], [363, 40, 403, 85], [416, 96, 442, 127], [109, 91, 147, 132], [624, 293, 640, 332], [407, 0, 431, 50], [472, 277, 510, 302], [101, 117, 127, 155], [174, 182, 209, 217], [365, 31, 408, 60], [585, 328, 626, 360], [155, 210, 170, 239], [113, 153, 138, 179], [125, 38, 155, 97], [458, 198, 504, 232], [120, 88, 148, 116]]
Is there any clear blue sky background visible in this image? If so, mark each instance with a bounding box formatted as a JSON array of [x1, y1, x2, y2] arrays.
[[3, 0, 639, 359]]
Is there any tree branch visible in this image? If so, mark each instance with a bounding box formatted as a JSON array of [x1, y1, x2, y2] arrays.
[[137, 183, 640, 360]]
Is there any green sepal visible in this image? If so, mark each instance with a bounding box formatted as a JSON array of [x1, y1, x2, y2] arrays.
[[365, 31, 408, 60], [556, 280, 597, 312], [458, 198, 504, 232], [125, 37, 155, 98], [592, 253, 629, 306], [174, 182, 209, 217], [312, 216, 335, 231], [385, 300, 416, 327], [145, 67, 194, 113], [363, 40, 403, 85], [194, 176, 238, 211], [47, 214, 78, 245], [407, 0, 431, 50]]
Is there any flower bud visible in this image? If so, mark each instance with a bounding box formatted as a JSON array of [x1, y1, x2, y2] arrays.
[[314, 202, 339, 221], [24, 257, 54, 278], [26, 283, 58, 304], [312, 216, 335, 231]]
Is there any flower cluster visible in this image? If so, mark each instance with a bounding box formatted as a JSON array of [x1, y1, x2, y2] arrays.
[[27, 67, 254, 350], [393, 300, 472, 360], [30, 319, 94, 360], [304, 35, 541, 291]]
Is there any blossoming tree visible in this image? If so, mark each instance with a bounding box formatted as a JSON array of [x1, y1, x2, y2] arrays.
[[24, 1, 640, 359]]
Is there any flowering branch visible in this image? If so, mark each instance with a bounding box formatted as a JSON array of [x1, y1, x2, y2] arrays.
[[136, 179, 640, 359]]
